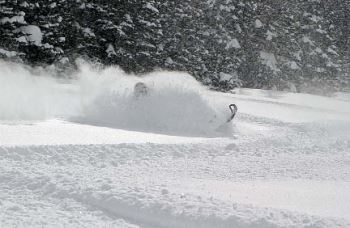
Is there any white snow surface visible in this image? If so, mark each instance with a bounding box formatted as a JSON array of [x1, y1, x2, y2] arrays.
[[17, 25, 43, 46], [1, 61, 350, 227], [0, 48, 17, 57], [255, 19, 263, 28], [225, 38, 241, 49], [0, 15, 26, 24], [260, 51, 280, 73]]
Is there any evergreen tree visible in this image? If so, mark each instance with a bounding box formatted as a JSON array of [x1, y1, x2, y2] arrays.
[[0, 0, 349, 92]]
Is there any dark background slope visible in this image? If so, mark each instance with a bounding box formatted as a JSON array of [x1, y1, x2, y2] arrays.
[[1, 0, 349, 92]]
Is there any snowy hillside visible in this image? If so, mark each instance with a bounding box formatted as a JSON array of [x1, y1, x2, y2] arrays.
[[1, 63, 350, 227]]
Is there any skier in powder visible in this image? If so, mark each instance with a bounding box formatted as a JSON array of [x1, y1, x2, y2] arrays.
[[133, 82, 149, 98]]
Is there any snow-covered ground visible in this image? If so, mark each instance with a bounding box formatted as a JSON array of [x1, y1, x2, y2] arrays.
[[1, 62, 350, 227]]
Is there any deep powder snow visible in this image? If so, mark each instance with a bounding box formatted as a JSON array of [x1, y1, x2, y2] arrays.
[[1, 61, 350, 228]]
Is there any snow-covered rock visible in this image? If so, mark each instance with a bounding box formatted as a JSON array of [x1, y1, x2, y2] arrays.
[[225, 38, 241, 49], [17, 25, 42, 46], [260, 51, 280, 72]]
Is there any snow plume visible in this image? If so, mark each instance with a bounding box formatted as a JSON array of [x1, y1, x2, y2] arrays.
[[0, 61, 80, 120], [76, 64, 231, 136], [0, 60, 232, 136]]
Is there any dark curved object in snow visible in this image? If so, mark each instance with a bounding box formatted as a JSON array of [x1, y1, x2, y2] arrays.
[[227, 104, 238, 123]]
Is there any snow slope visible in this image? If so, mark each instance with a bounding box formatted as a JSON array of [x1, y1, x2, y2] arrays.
[[1, 63, 350, 227]]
